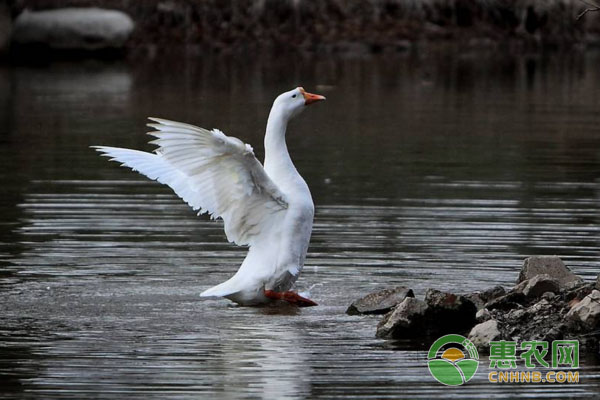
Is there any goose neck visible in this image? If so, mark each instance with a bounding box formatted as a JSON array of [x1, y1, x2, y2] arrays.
[[264, 110, 294, 173]]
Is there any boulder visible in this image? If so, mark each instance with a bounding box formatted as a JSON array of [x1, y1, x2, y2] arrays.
[[468, 319, 501, 350], [517, 256, 583, 289], [424, 289, 477, 332], [12, 8, 134, 51], [376, 297, 428, 338], [465, 285, 505, 310], [369, 257, 598, 351], [347, 286, 414, 315], [521, 274, 560, 299], [567, 290, 600, 328], [376, 289, 478, 339]]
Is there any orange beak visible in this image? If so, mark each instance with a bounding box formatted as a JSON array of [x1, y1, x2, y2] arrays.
[[299, 87, 326, 105]]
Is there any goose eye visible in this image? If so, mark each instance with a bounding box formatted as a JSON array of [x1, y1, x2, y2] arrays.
[[292, 94, 297, 98]]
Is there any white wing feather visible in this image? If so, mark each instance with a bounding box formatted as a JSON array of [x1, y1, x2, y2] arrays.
[[93, 117, 288, 246]]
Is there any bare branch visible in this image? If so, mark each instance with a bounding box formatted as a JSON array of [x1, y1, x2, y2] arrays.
[[577, 0, 600, 20]]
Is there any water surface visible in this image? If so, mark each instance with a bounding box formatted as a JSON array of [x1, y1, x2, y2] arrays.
[[1, 51, 600, 398]]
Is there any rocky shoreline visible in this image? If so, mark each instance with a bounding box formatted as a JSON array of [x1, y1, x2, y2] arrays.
[[348, 256, 600, 352], [4, 0, 600, 56]]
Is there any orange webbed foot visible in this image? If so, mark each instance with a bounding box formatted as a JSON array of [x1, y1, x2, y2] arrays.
[[264, 290, 318, 307]]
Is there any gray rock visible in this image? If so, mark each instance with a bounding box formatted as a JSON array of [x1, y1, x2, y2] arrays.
[[596, 275, 600, 290], [541, 291, 556, 301], [465, 285, 506, 310], [513, 280, 529, 294], [567, 290, 600, 328], [468, 319, 501, 350], [12, 8, 134, 50], [522, 274, 560, 299], [480, 285, 506, 302], [499, 298, 572, 344], [507, 308, 526, 320], [347, 286, 414, 315], [464, 292, 485, 310], [517, 256, 583, 289], [484, 291, 526, 311], [528, 298, 552, 314], [476, 308, 492, 322], [371, 261, 598, 350], [376, 297, 428, 339], [376, 289, 478, 339]]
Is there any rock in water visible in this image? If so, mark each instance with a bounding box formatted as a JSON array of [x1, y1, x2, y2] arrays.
[[522, 274, 560, 299], [424, 289, 477, 332], [468, 319, 501, 349], [369, 257, 597, 352], [376, 297, 428, 338], [567, 290, 600, 328], [346, 286, 414, 315], [517, 256, 583, 289], [375, 289, 477, 339], [12, 8, 134, 51]]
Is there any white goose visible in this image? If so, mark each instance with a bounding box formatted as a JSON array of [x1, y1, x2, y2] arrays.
[[94, 87, 325, 307]]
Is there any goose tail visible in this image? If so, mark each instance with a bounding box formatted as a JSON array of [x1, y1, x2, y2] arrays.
[[200, 276, 244, 298]]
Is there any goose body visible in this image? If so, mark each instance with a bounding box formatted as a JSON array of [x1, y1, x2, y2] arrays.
[[94, 87, 325, 306]]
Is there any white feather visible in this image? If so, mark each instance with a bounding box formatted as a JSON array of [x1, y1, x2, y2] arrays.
[[94, 118, 288, 247]]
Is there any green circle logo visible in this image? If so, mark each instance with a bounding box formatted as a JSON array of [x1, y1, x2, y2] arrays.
[[427, 334, 479, 386]]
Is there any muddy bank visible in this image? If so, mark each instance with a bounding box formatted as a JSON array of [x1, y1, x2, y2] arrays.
[[350, 256, 600, 352], [7, 0, 600, 55]]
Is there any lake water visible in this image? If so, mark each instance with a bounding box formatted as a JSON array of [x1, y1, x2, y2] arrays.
[[1, 49, 599, 399]]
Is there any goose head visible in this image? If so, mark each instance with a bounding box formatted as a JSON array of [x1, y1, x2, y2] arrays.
[[272, 87, 326, 121]]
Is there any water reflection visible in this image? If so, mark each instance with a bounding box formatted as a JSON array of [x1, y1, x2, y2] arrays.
[[1, 50, 600, 398], [218, 320, 309, 399]]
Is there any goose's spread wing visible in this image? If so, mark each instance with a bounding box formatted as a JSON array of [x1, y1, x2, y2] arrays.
[[94, 117, 288, 246]]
